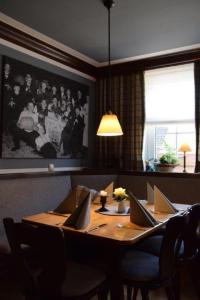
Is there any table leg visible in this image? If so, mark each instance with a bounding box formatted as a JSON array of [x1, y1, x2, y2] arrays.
[[107, 244, 124, 300]]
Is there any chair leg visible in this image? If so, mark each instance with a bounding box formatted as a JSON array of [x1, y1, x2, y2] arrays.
[[173, 272, 180, 300], [190, 259, 200, 299], [133, 287, 139, 300], [25, 295, 38, 300], [97, 287, 109, 300], [165, 283, 176, 300], [127, 285, 132, 300], [141, 288, 149, 300]]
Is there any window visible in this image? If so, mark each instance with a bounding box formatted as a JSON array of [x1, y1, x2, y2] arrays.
[[143, 63, 195, 172]]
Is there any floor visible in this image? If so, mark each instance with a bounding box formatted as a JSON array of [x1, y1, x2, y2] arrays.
[[0, 268, 198, 300]]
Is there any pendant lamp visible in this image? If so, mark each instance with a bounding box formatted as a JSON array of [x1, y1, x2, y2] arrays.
[[97, 0, 123, 136]]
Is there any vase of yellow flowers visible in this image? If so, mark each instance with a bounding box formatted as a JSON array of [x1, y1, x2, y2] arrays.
[[113, 187, 128, 213]]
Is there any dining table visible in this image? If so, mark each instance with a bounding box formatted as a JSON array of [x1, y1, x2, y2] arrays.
[[22, 201, 190, 300]]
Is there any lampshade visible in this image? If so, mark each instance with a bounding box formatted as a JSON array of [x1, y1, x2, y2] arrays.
[[178, 143, 192, 152], [97, 113, 123, 136]]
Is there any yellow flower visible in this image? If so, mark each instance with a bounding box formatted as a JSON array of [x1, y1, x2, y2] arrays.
[[113, 187, 128, 201]]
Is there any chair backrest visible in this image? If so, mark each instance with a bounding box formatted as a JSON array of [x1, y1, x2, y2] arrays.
[[182, 203, 200, 259], [3, 218, 66, 298], [159, 214, 186, 281]]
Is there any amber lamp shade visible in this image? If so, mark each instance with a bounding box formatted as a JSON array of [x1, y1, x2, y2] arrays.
[[178, 143, 192, 153], [96, 113, 123, 136]]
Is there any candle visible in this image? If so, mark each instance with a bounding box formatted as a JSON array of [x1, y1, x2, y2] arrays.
[[100, 190, 107, 197], [48, 163, 54, 172]]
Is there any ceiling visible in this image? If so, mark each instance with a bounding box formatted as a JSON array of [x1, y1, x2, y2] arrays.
[[0, 0, 200, 63]]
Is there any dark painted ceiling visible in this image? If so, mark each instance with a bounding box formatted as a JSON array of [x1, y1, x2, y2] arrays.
[[0, 0, 200, 63]]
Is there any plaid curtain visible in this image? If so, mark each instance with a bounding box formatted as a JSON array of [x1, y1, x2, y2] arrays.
[[195, 61, 200, 172], [95, 72, 145, 170]]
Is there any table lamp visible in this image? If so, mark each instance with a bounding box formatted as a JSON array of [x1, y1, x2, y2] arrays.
[[178, 143, 191, 173]]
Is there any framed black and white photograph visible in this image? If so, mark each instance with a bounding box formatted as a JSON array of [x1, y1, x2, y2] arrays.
[[1, 56, 89, 159]]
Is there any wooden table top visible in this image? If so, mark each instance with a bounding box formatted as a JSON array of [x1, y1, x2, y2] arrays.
[[22, 202, 190, 245]]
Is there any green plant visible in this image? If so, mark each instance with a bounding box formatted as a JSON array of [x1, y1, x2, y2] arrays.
[[158, 143, 179, 165]]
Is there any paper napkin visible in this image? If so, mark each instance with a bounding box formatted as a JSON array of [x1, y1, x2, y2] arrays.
[[105, 181, 114, 204], [147, 182, 154, 204], [75, 185, 98, 206], [93, 181, 114, 204], [54, 185, 94, 214], [63, 191, 91, 229], [154, 185, 178, 214], [129, 191, 158, 227]]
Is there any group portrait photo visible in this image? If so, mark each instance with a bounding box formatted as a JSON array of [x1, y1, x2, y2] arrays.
[[1, 56, 89, 159]]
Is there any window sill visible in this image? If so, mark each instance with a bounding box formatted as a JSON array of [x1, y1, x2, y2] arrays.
[[119, 170, 200, 178]]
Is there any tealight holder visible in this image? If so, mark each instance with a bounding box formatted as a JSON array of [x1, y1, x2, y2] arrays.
[[48, 163, 54, 172], [96, 191, 109, 212]]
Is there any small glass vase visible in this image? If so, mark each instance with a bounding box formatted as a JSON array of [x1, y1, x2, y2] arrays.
[[117, 200, 126, 213]]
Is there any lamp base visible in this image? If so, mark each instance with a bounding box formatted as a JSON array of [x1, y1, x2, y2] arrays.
[[183, 153, 187, 173], [96, 207, 109, 212]]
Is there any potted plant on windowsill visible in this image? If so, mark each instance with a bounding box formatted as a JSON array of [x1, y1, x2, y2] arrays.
[[155, 144, 179, 172]]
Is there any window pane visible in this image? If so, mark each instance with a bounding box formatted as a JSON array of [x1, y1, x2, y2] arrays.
[[144, 63, 195, 172], [145, 64, 195, 122], [144, 123, 195, 172]]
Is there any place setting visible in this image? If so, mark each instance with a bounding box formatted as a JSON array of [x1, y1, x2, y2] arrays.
[[42, 181, 184, 234], [93, 181, 182, 230]]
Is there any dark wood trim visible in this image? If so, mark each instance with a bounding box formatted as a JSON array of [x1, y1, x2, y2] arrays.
[[0, 171, 70, 180], [0, 168, 199, 180], [98, 48, 200, 76], [0, 21, 97, 78], [0, 168, 118, 180], [1, 20, 200, 78]]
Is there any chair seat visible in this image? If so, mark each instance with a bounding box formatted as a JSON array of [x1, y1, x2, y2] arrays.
[[61, 261, 106, 298], [122, 250, 159, 282]]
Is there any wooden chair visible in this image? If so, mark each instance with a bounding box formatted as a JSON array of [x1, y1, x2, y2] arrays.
[[133, 204, 199, 256], [121, 215, 185, 300], [128, 204, 200, 299], [3, 218, 109, 300], [174, 204, 200, 299]]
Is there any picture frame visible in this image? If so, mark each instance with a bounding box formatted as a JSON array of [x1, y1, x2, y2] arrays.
[[1, 56, 89, 159]]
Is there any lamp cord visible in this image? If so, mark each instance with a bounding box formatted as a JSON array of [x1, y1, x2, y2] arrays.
[[108, 5, 112, 114]]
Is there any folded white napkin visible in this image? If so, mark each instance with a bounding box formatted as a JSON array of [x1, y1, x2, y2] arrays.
[[63, 191, 91, 229], [76, 185, 98, 205], [105, 181, 114, 203], [93, 181, 114, 204], [129, 191, 157, 227], [54, 187, 78, 214], [147, 182, 154, 204], [54, 185, 97, 214], [154, 185, 177, 214]]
